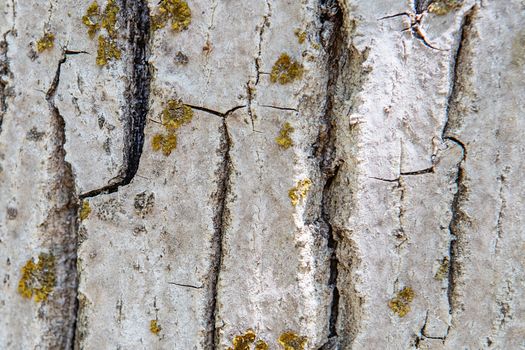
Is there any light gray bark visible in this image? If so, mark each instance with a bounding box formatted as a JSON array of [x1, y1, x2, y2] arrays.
[[1, 0, 524, 349]]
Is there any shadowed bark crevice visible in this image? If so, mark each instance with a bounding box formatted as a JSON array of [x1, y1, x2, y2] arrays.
[[441, 5, 478, 329], [208, 115, 234, 349], [44, 51, 80, 350], [79, 0, 151, 199]]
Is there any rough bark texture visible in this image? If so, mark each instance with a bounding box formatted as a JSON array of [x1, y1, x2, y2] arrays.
[[1, 0, 524, 349]]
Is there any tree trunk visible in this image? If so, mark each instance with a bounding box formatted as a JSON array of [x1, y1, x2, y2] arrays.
[[1, 0, 523, 349]]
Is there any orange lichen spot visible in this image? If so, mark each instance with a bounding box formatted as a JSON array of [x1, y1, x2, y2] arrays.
[[80, 200, 92, 221], [18, 253, 56, 302], [276, 122, 294, 149], [227, 329, 257, 350], [288, 178, 312, 206], [294, 29, 307, 44], [36, 32, 55, 53], [428, 0, 463, 15], [270, 54, 304, 85], [388, 287, 415, 317], [151, 0, 192, 32], [278, 332, 307, 350], [150, 319, 161, 334]]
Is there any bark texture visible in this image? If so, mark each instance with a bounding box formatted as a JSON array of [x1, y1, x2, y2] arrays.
[[1, 0, 524, 349]]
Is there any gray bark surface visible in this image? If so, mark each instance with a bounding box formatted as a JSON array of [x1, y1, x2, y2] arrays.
[[0, 0, 524, 349]]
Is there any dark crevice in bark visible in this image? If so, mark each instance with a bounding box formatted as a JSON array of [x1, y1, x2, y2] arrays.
[[184, 104, 246, 118], [441, 5, 477, 329], [259, 104, 298, 112], [246, 0, 271, 130], [208, 116, 233, 349], [45, 52, 80, 350], [316, 1, 344, 347], [80, 0, 151, 199], [0, 30, 12, 136]]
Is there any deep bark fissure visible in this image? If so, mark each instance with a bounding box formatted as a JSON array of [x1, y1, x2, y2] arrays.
[[44, 51, 80, 350], [441, 6, 477, 326], [316, 0, 345, 347], [0, 30, 12, 136], [208, 115, 234, 349], [80, 0, 151, 199]]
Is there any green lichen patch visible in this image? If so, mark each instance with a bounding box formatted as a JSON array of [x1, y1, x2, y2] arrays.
[[82, 0, 121, 66], [270, 54, 304, 85], [151, 0, 192, 32], [150, 319, 161, 334], [276, 122, 294, 149], [388, 286, 415, 317], [80, 200, 92, 221], [288, 178, 312, 206], [278, 332, 307, 350], [18, 253, 56, 302], [294, 29, 307, 44], [151, 99, 194, 156], [434, 257, 449, 280], [36, 32, 55, 53], [428, 0, 463, 15]]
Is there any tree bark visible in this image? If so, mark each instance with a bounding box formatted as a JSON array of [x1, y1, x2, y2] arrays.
[[1, 0, 523, 349]]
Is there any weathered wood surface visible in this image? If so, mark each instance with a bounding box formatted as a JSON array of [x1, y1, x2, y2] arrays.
[[0, 0, 523, 349]]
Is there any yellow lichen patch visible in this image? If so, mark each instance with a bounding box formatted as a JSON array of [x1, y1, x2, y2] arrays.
[[512, 30, 525, 67], [428, 0, 463, 15], [276, 122, 294, 149], [254, 340, 269, 350], [82, 1, 101, 38], [101, 0, 119, 38], [36, 32, 55, 53], [80, 200, 92, 221], [151, 0, 192, 32], [160, 99, 194, 131], [83, 0, 121, 66], [150, 319, 161, 334], [96, 35, 122, 66], [227, 329, 256, 350], [434, 257, 449, 281], [152, 133, 177, 156], [151, 99, 194, 156], [270, 54, 304, 85], [288, 178, 312, 206], [278, 332, 307, 350], [18, 253, 56, 302], [388, 287, 415, 317], [294, 29, 307, 44]]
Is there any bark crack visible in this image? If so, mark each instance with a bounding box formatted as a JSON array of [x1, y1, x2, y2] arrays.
[[0, 30, 13, 136], [441, 5, 477, 330], [246, 0, 271, 130], [207, 112, 235, 349], [80, 0, 151, 199], [44, 50, 80, 350]]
